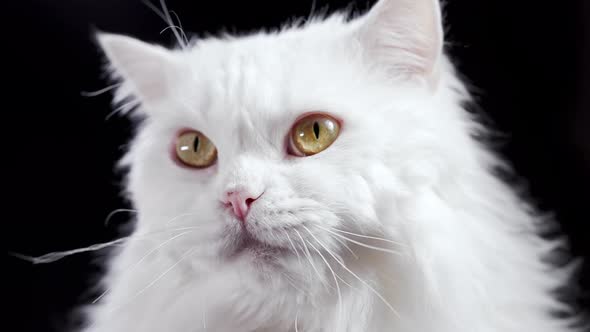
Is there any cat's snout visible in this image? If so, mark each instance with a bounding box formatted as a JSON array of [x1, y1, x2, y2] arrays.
[[223, 190, 263, 222]]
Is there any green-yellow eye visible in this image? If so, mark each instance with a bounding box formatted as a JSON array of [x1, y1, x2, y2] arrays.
[[174, 130, 217, 168], [290, 114, 340, 156]]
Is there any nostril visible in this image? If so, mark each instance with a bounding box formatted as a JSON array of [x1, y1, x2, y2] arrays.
[[223, 191, 264, 221]]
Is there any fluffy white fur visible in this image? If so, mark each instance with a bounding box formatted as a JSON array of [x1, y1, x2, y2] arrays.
[[84, 0, 578, 331]]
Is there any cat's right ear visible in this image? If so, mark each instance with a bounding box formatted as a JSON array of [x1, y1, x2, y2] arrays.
[[96, 33, 181, 112]]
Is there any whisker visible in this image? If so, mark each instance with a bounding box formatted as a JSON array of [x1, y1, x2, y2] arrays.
[[304, 238, 343, 321], [105, 99, 140, 120], [328, 227, 406, 247], [104, 208, 138, 226], [141, 0, 167, 22], [316, 225, 403, 257], [81, 83, 122, 97], [299, 232, 355, 290], [109, 247, 196, 314], [11, 226, 203, 265], [149, 226, 204, 232], [335, 273, 354, 289], [313, 229, 401, 318], [169, 10, 189, 45], [9, 237, 130, 264], [294, 229, 328, 289], [284, 231, 302, 265], [92, 230, 196, 304], [304, 238, 339, 291], [330, 234, 359, 260], [160, 25, 184, 36], [157, 0, 187, 49], [142, 0, 187, 49], [165, 212, 200, 224], [280, 271, 306, 296]]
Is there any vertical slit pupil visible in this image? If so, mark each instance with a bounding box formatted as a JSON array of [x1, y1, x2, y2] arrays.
[[193, 135, 200, 152], [313, 122, 320, 140]]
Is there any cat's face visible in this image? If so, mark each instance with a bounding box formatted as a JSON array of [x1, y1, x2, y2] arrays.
[[100, 0, 447, 286]]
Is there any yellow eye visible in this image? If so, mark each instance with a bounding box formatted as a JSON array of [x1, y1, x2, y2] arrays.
[[290, 114, 340, 156], [174, 130, 217, 168]]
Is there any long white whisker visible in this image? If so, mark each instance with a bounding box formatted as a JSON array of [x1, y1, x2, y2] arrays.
[[158, 0, 186, 49], [165, 212, 200, 224], [109, 247, 196, 313], [328, 227, 406, 247], [142, 0, 187, 49], [9, 237, 130, 264], [331, 234, 359, 260], [313, 230, 400, 317], [280, 271, 306, 296], [141, 0, 168, 22], [104, 208, 138, 226], [160, 25, 184, 36], [284, 231, 302, 265], [81, 83, 122, 97], [106, 99, 140, 120], [11, 225, 203, 265], [148, 226, 204, 233], [304, 238, 343, 321], [92, 230, 195, 303], [169, 10, 189, 45], [294, 229, 327, 289], [335, 273, 354, 289], [316, 226, 403, 256]]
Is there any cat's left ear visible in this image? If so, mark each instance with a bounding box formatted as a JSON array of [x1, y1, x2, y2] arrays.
[[97, 33, 181, 110], [355, 0, 443, 87]]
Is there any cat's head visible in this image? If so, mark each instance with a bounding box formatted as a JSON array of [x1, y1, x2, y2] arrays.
[[99, 0, 465, 292]]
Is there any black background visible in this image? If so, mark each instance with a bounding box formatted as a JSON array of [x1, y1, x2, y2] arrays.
[[6, 1, 589, 331]]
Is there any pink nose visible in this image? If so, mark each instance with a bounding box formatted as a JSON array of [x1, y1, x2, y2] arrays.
[[224, 191, 259, 221]]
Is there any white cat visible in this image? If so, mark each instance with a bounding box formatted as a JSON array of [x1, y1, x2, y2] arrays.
[[84, 0, 580, 331]]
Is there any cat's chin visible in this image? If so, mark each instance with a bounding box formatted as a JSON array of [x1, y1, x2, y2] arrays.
[[224, 230, 289, 262]]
